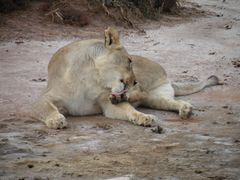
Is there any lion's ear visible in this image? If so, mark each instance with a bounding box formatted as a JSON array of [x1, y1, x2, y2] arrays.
[[104, 27, 122, 50]]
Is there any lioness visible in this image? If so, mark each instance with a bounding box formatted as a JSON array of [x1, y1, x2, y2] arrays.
[[33, 27, 220, 129]]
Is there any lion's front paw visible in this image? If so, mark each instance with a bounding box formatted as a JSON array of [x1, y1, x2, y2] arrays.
[[109, 93, 128, 104], [45, 113, 67, 129], [130, 113, 158, 127], [179, 101, 192, 119]]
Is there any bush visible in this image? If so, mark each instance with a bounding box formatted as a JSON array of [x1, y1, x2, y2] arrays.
[[0, 0, 30, 13]]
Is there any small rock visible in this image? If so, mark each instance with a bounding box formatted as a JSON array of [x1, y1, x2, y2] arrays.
[[32, 78, 47, 82], [224, 24, 232, 30], [151, 126, 163, 134], [187, 43, 195, 48], [223, 74, 229, 77], [15, 40, 24, 44], [95, 123, 112, 130], [0, 124, 8, 129], [153, 42, 160, 46], [33, 176, 46, 180], [164, 143, 179, 149], [194, 170, 203, 174], [226, 121, 237, 125], [208, 52, 216, 55], [18, 177, 25, 180], [226, 111, 233, 115], [231, 59, 240, 68], [234, 139, 239, 143], [27, 164, 34, 168], [138, 29, 146, 35], [216, 14, 223, 17], [208, 175, 227, 180], [1, 138, 8, 142], [206, 149, 215, 154]]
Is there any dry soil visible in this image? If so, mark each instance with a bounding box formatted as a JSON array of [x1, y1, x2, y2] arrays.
[[0, 0, 240, 179]]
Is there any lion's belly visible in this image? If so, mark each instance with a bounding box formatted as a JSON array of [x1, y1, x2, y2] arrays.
[[65, 98, 102, 116], [61, 71, 104, 116]]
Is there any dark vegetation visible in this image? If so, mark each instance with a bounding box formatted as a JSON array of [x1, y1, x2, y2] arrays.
[[0, 0, 30, 13], [0, 0, 179, 27]]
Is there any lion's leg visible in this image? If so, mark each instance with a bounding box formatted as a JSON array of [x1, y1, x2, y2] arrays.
[[33, 95, 67, 129], [99, 101, 159, 126], [143, 96, 192, 119], [142, 83, 192, 119]]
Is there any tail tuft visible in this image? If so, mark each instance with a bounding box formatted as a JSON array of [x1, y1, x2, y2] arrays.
[[206, 75, 220, 87]]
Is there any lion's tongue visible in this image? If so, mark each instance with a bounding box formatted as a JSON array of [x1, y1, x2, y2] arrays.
[[111, 89, 128, 96]]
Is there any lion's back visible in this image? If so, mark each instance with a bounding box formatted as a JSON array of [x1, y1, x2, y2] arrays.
[[47, 39, 104, 87], [48, 40, 102, 73]]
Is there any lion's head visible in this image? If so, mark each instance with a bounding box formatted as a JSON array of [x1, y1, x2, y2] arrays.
[[97, 27, 138, 104]]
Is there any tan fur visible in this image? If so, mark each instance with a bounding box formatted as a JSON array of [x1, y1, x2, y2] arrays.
[[128, 55, 220, 120], [33, 28, 220, 129], [33, 27, 158, 129]]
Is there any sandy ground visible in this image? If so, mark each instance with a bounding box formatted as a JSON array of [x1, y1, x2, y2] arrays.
[[0, 0, 240, 179]]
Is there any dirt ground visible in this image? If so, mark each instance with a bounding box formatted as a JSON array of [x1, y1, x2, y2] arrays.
[[0, 0, 240, 179]]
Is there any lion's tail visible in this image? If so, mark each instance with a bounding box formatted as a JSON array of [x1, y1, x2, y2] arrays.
[[172, 75, 221, 96]]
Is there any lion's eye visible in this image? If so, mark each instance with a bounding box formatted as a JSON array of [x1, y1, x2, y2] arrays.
[[133, 80, 137, 85], [120, 79, 124, 83]]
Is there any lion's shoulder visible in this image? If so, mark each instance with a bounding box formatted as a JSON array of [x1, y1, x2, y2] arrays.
[[48, 39, 106, 71]]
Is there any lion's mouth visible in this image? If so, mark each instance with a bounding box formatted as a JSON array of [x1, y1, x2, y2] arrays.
[[111, 89, 128, 96]]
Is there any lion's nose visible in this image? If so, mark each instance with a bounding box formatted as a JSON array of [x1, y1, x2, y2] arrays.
[[120, 79, 128, 89]]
